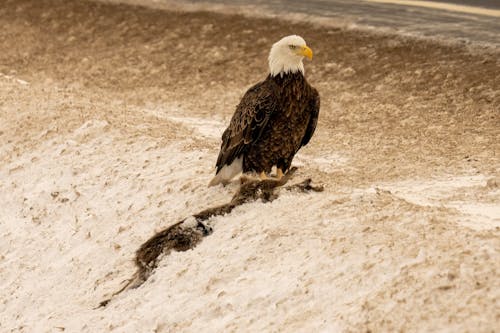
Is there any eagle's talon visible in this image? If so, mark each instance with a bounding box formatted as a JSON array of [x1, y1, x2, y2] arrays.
[[276, 168, 284, 180]]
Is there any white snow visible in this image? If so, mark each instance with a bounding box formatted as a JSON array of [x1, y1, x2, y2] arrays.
[[376, 175, 500, 230], [168, 116, 225, 138], [0, 72, 30, 86], [1, 112, 498, 331], [1, 1, 498, 330]]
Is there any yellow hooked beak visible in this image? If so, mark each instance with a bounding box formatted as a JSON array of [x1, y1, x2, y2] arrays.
[[298, 45, 313, 60]]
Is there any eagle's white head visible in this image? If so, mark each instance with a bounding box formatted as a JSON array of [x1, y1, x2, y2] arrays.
[[268, 35, 313, 77]]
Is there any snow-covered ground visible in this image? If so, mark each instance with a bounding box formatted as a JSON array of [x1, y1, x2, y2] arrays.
[[1, 1, 499, 332]]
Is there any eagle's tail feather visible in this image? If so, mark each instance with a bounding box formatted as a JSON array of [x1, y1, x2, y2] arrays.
[[208, 157, 243, 187]]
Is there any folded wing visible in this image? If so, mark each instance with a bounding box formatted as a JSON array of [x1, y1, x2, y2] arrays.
[[215, 80, 278, 173]]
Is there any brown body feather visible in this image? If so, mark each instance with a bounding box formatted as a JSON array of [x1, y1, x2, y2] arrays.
[[215, 72, 320, 174]]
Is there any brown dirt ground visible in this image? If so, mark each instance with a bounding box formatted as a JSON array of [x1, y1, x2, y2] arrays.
[[1, 0, 499, 186]]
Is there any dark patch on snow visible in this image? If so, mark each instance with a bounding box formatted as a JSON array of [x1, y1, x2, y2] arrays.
[[97, 167, 323, 307]]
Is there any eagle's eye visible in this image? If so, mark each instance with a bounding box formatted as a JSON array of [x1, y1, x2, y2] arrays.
[[288, 45, 297, 50]]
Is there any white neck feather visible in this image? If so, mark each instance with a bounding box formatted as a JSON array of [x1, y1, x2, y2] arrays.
[[269, 58, 304, 77]]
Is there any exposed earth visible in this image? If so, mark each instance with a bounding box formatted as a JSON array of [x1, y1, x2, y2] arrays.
[[0, 0, 499, 332]]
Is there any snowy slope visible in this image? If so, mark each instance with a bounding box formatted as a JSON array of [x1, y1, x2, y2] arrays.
[[1, 1, 499, 332]]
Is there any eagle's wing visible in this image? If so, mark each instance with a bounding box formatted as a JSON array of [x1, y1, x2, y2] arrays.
[[215, 80, 277, 173], [300, 88, 320, 147]]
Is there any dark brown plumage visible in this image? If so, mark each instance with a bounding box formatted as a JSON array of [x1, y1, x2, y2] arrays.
[[215, 71, 320, 176]]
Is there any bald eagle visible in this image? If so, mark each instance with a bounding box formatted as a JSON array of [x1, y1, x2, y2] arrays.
[[209, 35, 320, 186]]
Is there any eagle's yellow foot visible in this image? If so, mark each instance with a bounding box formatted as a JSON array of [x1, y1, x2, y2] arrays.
[[257, 169, 285, 181], [276, 168, 284, 181]]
